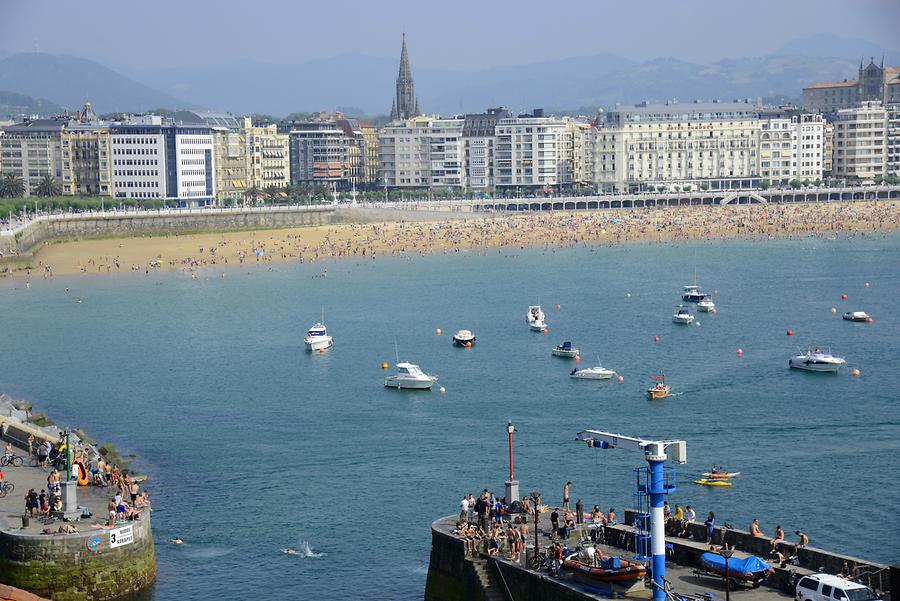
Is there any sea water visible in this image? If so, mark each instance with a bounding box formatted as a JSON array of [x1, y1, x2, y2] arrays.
[[1, 234, 898, 600]]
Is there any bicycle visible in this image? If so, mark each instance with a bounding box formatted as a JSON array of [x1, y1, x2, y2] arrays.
[[0, 481, 14, 498], [1, 454, 23, 467], [529, 549, 554, 572]]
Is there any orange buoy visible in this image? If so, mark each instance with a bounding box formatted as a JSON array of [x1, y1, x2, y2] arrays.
[[711, 308, 717, 314], [543, 328, 549, 334], [736, 348, 743, 356], [616, 375, 624, 383], [653, 335, 660, 343], [465, 341, 472, 347], [713, 289, 718, 295], [786, 329, 793, 336], [435, 328, 442, 336], [851, 369, 860, 377], [556, 304, 561, 310], [318, 348, 324, 353], [866, 317, 873, 324], [841, 293, 847, 300], [574, 355, 581, 362]]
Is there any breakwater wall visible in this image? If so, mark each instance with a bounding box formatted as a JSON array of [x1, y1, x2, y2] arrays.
[[0, 206, 479, 258], [0, 518, 156, 601]]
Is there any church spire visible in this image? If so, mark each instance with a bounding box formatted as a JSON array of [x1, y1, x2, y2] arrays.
[[391, 33, 420, 121]]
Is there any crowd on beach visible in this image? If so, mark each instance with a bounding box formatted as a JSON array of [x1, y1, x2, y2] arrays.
[[6, 201, 899, 279], [1, 432, 150, 535], [450, 479, 824, 574]]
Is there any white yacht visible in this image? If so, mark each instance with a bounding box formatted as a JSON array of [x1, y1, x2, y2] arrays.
[[570, 365, 616, 380], [788, 348, 846, 373], [304, 322, 333, 351], [384, 362, 438, 389], [527, 305, 547, 331], [672, 305, 695, 324], [682, 285, 708, 303], [697, 296, 715, 312], [842, 311, 870, 322], [552, 341, 579, 358], [452, 329, 476, 346]]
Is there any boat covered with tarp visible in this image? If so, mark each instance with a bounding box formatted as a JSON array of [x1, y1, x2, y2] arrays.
[[564, 550, 647, 584], [698, 553, 772, 587]]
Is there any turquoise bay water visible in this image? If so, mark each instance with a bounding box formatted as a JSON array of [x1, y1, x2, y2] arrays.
[[1, 234, 898, 600]]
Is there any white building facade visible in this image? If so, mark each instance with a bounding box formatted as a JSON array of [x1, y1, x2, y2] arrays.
[[110, 116, 215, 205], [831, 101, 888, 181], [378, 117, 465, 189], [758, 114, 825, 184]]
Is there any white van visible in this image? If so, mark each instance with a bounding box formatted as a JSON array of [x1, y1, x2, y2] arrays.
[[796, 573, 882, 601]]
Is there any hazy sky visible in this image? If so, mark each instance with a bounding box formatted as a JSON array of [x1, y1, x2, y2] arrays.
[[1, 0, 898, 69]]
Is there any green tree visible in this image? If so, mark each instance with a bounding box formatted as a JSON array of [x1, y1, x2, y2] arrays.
[[244, 186, 261, 205], [789, 179, 803, 189], [35, 175, 60, 197], [759, 179, 771, 190], [1, 172, 26, 198], [699, 183, 709, 191]]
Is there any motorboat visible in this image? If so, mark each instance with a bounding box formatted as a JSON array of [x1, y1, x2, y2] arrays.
[[527, 305, 546, 331], [672, 305, 694, 324], [552, 341, 579, 358], [788, 347, 846, 373], [702, 471, 741, 479], [384, 362, 437, 390], [697, 296, 715, 312], [304, 322, 333, 351], [452, 329, 476, 347], [842, 311, 870, 322], [647, 375, 670, 399], [697, 553, 772, 588], [571, 365, 616, 380], [564, 550, 647, 585], [682, 285, 708, 303]]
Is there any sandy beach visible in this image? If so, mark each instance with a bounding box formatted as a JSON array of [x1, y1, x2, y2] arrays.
[[5, 201, 900, 278]]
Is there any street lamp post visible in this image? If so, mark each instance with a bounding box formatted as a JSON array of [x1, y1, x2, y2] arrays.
[[531, 489, 541, 566], [719, 548, 735, 601], [505, 421, 519, 505]]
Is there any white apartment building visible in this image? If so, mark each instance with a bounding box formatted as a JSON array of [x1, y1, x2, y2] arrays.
[[594, 102, 760, 193], [378, 116, 465, 188], [110, 116, 216, 205], [494, 115, 573, 189], [832, 101, 887, 181], [887, 104, 900, 178], [759, 114, 825, 184], [465, 136, 493, 190]]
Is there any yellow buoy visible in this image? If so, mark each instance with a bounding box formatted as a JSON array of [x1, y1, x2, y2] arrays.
[[381, 362, 389, 369]]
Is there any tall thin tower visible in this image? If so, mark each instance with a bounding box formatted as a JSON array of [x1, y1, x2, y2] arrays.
[[391, 33, 420, 121]]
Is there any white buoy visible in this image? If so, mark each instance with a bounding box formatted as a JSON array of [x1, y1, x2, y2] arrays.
[[439, 386, 446, 393], [626, 293, 631, 297]]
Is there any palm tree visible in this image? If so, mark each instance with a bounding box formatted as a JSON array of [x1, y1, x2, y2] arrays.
[[35, 175, 60, 198], [1, 172, 25, 198]]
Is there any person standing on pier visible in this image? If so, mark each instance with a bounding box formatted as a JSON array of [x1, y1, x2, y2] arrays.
[[562, 482, 571, 512], [459, 495, 469, 523]]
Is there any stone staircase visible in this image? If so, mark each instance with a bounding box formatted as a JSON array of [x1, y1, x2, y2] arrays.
[[471, 557, 508, 601]]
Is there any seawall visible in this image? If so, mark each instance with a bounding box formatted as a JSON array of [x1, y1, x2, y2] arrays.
[[0, 206, 480, 258], [0, 518, 155, 601]]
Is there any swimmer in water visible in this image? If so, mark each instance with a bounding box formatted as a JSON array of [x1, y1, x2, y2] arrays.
[[171, 537, 183, 545], [283, 548, 298, 555]]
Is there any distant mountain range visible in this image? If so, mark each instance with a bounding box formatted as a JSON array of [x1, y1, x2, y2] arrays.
[[1, 34, 898, 118]]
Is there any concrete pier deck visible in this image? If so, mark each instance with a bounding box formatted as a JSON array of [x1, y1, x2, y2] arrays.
[[0, 462, 126, 535]]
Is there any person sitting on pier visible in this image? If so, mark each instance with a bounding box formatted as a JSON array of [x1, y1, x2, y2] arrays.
[[607, 507, 617, 525], [795, 530, 809, 548], [670, 504, 684, 534], [681, 505, 697, 538], [750, 518, 765, 537], [591, 505, 604, 524], [770, 525, 785, 550]]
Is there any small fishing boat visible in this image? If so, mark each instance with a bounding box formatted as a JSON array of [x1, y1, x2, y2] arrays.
[[527, 305, 547, 331], [697, 553, 772, 588], [552, 341, 579, 358], [693, 479, 733, 487], [788, 347, 846, 373], [698, 296, 715, 312], [672, 305, 694, 324], [384, 362, 437, 390], [647, 375, 670, 400], [452, 329, 476, 347], [571, 365, 616, 380], [682, 285, 708, 303], [304, 322, 333, 351], [842, 311, 870, 322], [564, 550, 648, 585]]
